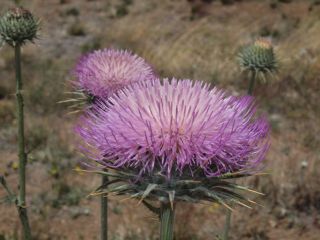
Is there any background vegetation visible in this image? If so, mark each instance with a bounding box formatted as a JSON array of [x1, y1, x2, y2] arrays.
[[0, 0, 319, 239]]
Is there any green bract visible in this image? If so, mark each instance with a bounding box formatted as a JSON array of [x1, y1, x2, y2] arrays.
[[82, 168, 263, 214], [238, 39, 277, 77], [0, 7, 39, 46], [59, 90, 96, 114]]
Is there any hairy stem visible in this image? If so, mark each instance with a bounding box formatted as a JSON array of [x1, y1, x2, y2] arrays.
[[160, 202, 175, 240], [101, 174, 108, 240], [15, 44, 32, 240]]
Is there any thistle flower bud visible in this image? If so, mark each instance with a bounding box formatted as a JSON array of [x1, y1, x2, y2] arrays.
[[238, 38, 277, 77], [0, 7, 39, 46]]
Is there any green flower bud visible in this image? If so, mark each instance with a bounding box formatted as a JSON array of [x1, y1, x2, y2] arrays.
[[0, 7, 39, 46], [238, 39, 277, 77]]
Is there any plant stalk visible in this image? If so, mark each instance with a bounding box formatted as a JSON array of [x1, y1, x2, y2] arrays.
[[222, 209, 231, 240], [101, 174, 108, 240], [247, 71, 256, 96], [222, 71, 257, 240], [160, 202, 175, 240], [15, 44, 32, 240]]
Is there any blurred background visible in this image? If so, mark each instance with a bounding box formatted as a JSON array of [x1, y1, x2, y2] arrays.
[[0, 0, 319, 239]]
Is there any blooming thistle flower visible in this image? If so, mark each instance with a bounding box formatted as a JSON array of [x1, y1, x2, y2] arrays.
[[67, 48, 155, 240], [0, 7, 39, 47], [65, 49, 155, 111], [238, 38, 277, 80], [70, 48, 155, 240], [63, 49, 155, 112], [76, 78, 269, 208]]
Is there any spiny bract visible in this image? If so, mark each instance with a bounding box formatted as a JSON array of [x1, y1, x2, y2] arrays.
[[238, 38, 277, 76], [0, 7, 38, 46]]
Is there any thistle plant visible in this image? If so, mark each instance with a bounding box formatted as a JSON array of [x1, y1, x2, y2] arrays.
[[222, 38, 278, 240], [238, 38, 277, 95], [0, 7, 39, 240], [63, 48, 155, 113], [70, 48, 155, 240], [76, 78, 270, 240]]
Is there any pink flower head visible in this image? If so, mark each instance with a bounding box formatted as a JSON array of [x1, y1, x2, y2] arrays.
[[77, 78, 270, 177], [73, 49, 155, 99]]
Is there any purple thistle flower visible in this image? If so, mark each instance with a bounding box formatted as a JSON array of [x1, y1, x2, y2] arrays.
[[76, 78, 269, 177], [73, 49, 155, 99]]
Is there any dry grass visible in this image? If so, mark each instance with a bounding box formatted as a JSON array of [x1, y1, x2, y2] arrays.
[[0, 0, 320, 239]]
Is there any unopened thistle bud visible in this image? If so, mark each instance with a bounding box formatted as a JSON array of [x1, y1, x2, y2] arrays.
[[0, 7, 39, 47], [238, 38, 277, 78]]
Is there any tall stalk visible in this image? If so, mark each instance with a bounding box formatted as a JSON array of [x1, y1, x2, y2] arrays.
[[101, 175, 108, 240], [222, 207, 231, 240], [222, 72, 257, 240], [247, 71, 256, 96], [15, 44, 32, 240], [160, 202, 175, 240]]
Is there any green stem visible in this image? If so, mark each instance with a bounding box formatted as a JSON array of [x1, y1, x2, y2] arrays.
[[222, 209, 231, 240], [247, 71, 256, 96], [222, 70, 257, 240], [15, 44, 32, 239], [160, 202, 175, 240], [101, 174, 108, 240]]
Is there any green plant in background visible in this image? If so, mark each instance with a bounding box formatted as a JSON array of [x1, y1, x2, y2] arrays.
[[0, 7, 39, 240], [222, 38, 278, 240], [238, 38, 277, 95]]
